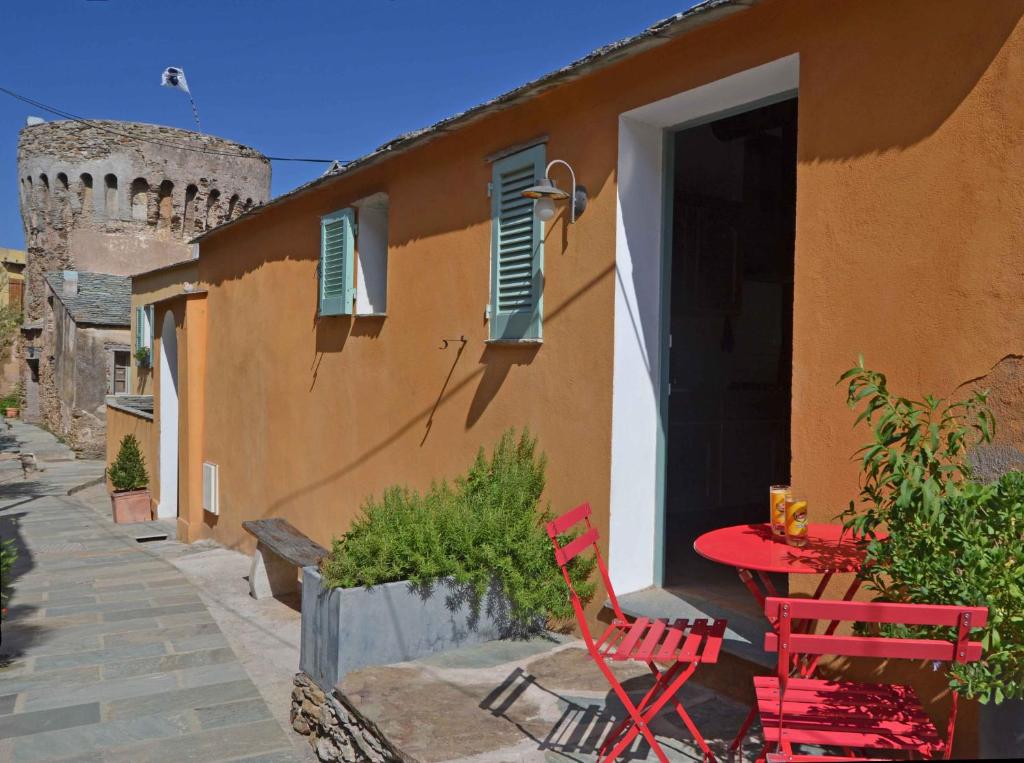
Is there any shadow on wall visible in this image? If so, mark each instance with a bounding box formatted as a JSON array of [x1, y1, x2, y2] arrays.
[[256, 262, 614, 521], [790, 0, 1024, 164]]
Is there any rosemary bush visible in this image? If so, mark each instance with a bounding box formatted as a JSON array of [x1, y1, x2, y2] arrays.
[[840, 358, 1022, 703], [320, 429, 595, 626]]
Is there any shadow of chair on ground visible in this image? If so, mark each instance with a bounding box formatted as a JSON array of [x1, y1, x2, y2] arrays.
[[479, 664, 757, 761]]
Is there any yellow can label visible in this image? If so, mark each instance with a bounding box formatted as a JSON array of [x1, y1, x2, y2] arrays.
[[770, 489, 788, 526], [786, 500, 808, 536]]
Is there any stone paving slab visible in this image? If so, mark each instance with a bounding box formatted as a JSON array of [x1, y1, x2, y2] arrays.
[[0, 421, 307, 762]]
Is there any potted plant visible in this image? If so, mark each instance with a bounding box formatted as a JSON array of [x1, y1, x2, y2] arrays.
[[107, 434, 152, 523], [135, 346, 151, 369], [305, 430, 594, 689], [840, 359, 1023, 755], [1, 384, 22, 418]]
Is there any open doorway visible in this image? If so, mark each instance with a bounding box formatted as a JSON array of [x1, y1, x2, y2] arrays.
[[662, 97, 797, 594]]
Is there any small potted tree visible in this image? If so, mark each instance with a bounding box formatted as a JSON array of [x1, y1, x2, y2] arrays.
[[135, 346, 151, 369], [107, 434, 152, 523]]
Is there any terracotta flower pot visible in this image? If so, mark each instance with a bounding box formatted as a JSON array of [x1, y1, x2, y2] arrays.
[[111, 489, 153, 523], [5, 408, 19, 418]]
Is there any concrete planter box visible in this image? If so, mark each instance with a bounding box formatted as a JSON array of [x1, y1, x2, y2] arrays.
[[300, 566, 515, 691]]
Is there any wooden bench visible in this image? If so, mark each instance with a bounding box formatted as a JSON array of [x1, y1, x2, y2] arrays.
[[242, 518, 328, 600]]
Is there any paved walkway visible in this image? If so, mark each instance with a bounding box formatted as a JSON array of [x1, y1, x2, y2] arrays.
[[0, 421, 305, 762]]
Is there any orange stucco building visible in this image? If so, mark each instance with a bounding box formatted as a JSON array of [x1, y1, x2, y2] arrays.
[[117, 0, 1024, 633]]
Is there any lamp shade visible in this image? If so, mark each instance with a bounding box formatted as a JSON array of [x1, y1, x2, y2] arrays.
[[521, 177, 569, 200]]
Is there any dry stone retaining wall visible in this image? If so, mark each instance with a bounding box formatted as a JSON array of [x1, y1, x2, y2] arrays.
[[291, 673, 407, 763]]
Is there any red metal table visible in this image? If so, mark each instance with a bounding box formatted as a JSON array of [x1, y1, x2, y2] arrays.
[[693, 523, 870, 612], [693, 523, 876, 751]]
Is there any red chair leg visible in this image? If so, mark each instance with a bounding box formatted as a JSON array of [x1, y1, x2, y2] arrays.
[[600, 662, 684, 756], [731, 705, 758, 751]]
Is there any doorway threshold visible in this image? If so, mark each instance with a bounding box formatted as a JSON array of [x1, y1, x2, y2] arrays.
[[609, 585, 774, 669]]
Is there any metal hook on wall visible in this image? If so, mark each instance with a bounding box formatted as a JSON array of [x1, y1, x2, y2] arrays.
[[439, 335, 467, 350]]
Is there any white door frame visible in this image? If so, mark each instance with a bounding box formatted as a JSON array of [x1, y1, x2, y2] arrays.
[[158, 310, 179, 519], [608, 54, 800, 594]]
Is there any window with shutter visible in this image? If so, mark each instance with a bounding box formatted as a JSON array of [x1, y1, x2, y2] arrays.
[[134, 306, 145, 351], [145, 305, 155, 354], [489, 144, 545, 341], [320, 208, 356, 316]]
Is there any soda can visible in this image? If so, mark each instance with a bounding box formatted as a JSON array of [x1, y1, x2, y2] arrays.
[[785, 496, 808, 547], [770, 485, 790, 537]]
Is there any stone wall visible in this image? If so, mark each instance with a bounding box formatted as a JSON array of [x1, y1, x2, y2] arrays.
[[290, 673, 406, 763], [17, 119, 269, 453], [17, 119, 271, 320], [39, 293, 130, 457]]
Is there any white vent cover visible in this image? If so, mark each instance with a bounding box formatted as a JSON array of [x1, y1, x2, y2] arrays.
[[202, 462, 219, 515]]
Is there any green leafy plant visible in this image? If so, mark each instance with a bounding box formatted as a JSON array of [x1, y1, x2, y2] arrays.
[[135, 347, 151, 368], [840, 358, 1022, 703], [1, 537, 16, 612], [0, 304, 22, 358], [0, 382, 23, 410], [107, 434, 149, 492], [320, 429, 595, 627]]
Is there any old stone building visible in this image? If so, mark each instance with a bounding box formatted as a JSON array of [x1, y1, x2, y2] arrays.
[[41, 271, 131, 457], [16, 118, 270, 451]]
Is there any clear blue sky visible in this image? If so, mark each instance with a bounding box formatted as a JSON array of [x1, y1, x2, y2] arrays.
[[0, 0, 698, 250]]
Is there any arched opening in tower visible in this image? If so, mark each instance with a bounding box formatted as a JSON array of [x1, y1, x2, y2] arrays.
[[157, 180, 175, 231], [205, 189, 222, 230], [131, 178, 149, 222], [104, 174, 119, 217], [183, 184, 198, 235], [80, 174, 93, 216]]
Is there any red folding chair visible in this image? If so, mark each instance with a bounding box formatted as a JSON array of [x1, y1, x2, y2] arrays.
[[753, 597, 988, 762], [546, 502, 727, 762]]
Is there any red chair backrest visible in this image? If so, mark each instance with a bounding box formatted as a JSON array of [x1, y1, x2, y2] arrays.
[[763, 598, 988, 666], [763, 597, 988, 757], [546, 502, 625, 644]]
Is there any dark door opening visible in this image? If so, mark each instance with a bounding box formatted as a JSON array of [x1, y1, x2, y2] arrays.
[[663, 97, 797, 589]]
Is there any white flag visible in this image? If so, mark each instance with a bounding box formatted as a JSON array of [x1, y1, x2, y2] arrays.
[[161, 67, 190, 95]]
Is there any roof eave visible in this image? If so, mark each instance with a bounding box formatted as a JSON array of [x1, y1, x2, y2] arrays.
[[192, 0, 754, 246]]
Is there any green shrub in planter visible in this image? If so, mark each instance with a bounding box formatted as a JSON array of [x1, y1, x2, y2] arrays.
[[107, 434, 149, 492], [135, 347, 151, 368], [840, 359, 1022, 704], [320, 429, 595, 627]]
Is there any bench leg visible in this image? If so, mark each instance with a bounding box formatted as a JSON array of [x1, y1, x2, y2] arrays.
[[249, 541, 298, 600]]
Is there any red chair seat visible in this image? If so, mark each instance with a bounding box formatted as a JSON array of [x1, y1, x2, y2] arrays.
[[597, 616, 727, 664], [754, 676, 943, 754]]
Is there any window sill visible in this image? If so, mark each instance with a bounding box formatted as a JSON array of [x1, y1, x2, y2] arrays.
[[485, 338, 543, 346], [355, 313, 387, 318]]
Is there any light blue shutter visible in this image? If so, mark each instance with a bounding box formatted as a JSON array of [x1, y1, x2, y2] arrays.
[[320, 208, 355, 316], [490, 144, 545, 341], [134, 306, 145, 351], [145, 305, 155, 353]]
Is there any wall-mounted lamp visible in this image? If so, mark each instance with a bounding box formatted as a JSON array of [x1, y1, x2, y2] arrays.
[[521, 159, 587, 224]]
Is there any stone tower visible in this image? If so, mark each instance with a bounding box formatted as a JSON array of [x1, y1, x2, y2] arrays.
[[17, 119, 271, 320]]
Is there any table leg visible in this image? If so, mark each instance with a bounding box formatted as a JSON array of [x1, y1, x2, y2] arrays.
[[737, 568, 766, 609]]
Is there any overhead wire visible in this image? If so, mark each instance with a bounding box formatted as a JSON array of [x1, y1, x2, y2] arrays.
[[0, 85, 346, 164]]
